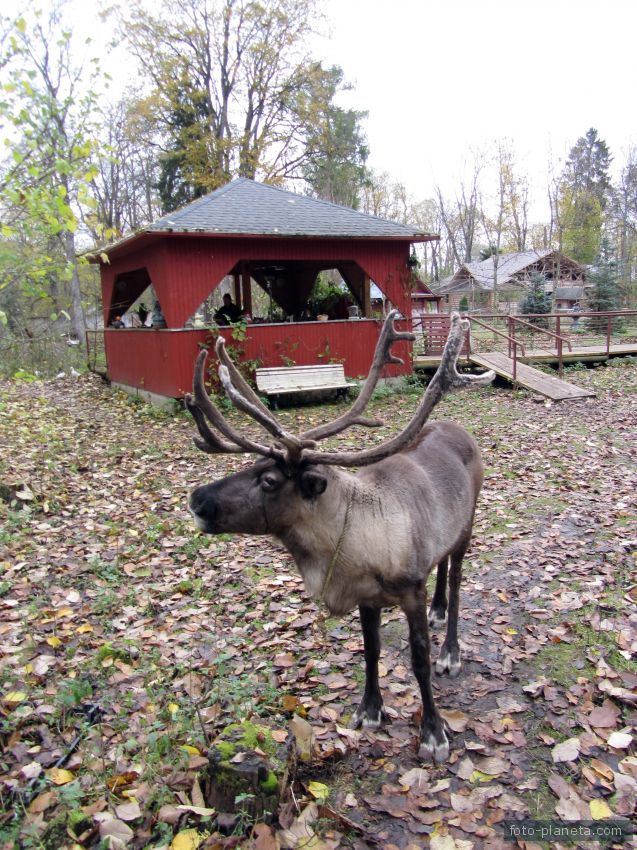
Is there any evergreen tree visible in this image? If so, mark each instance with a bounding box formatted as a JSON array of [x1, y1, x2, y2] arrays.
[[564, 128, 612, 209], [587, 241, 622, 329], [559, 129, 611, 264], [301, 66, 370, 209], [521, 271, 551, 326]]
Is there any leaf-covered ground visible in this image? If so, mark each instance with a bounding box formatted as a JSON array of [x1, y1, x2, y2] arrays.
[[0, 362, 635, 850]]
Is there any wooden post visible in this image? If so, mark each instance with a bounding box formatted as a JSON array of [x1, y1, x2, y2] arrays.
[[241, 268, 252, 317], [363, 275, 371, 318], [233, 273, 241, 308]]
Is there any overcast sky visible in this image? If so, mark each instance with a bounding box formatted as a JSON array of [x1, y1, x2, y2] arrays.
[[313, 0, 637, 213], [32, 0, 637, 220]]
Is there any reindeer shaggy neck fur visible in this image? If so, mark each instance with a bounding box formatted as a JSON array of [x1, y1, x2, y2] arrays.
[[187, 312, 494, 763]]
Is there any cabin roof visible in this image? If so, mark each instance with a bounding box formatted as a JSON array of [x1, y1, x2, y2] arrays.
[[434, 250, 586, 294], [91, 178, 437, 261], [147, 178, 433, 239]]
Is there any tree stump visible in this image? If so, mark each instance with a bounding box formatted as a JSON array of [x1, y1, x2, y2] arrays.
[[203, 721, 287, 823]]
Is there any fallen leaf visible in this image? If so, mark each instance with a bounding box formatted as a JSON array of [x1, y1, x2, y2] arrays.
[[552, 737, 581, 763], [170, 828, 206, 849], [47, 767, 75, 785], [107, 771, 139, 793], [589, 798, 613, 819], [307, 781, 329, 802], [440, 708, 470, 732], [191, 778, 205, 808], [607, 731, 632, 749], [588, 700, 620, 728], [28, 791, 54, 813], [3, 691, 27, 705], [176, 804, 216, 817], [158, 805, 182, 824], [20, 761, 43, 780], [472, 756, 508, 777], [99, 817, 134, 846], [252, 823, 279, 850], [289, 715, 315, 762], [430, 835, 474, 849], [399, 767, 429, 789], [115, 800, 142, 821]]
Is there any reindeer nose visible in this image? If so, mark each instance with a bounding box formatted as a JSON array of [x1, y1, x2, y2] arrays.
[[189, 485, 217, 522]]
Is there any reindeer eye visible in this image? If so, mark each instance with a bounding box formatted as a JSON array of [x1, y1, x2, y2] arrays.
[[260, 472, 282, 492]]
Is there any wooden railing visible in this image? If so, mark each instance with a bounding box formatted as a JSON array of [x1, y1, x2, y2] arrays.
[[412, 309, 637, 382], [506, 316, 572, 376]]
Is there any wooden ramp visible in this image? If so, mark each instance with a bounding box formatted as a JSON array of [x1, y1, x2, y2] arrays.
[[469, 352, 596, 401]]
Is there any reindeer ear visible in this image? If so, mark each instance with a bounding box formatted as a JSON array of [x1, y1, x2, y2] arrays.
[[300, 469, 327, 498]]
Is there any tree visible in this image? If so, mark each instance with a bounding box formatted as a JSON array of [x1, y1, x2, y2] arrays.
[[607, 147, 637, 306], [90, 95, 163, 237], [520, 270, 551, 322], [0, 5, 105, 342], [564, 128, 612, 209], [559, 186, 603, 264], [557, 129, 611, 265], [301, 66, 369, 208], [120, 0, 352, 211], [435, 162, 480, 268], [588, 240, 621, 328]]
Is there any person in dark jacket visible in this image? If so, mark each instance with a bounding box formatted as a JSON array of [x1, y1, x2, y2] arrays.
[[214, 293, 243, 326]]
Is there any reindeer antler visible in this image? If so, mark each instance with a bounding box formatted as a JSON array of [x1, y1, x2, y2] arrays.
[[301, 313, 494, 467], [187, 313, 494, 468], [185, 350, 287, 461], [301, 310, 414, 440]]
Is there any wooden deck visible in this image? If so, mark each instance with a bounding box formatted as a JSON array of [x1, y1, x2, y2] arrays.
[[413, 342, 637, 371], [468, 352, 596, 401]]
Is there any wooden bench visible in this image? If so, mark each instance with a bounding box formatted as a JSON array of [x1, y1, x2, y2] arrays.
[[255, 364, 355, 408]]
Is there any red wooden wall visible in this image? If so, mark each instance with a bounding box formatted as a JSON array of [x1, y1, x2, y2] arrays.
[[104, 319, 411, 398], [101, 235, 413, 328]]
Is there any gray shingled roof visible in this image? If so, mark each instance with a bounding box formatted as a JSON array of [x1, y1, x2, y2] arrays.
[[146, 178, 431, 239], [434, 249, 586, 294]]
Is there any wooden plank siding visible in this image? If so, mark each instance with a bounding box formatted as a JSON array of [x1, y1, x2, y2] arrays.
[[104, 318, 411, 399], [102, 235, 414, 329]]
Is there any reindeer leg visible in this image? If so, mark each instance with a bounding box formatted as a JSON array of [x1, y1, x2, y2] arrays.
[[435, 541, 467, 677], [351, 605, 387, 729], [428, 557, 449, 628], [403, 586, 449, 763]]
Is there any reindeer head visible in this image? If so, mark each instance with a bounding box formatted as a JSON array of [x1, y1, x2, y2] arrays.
[[186, 312, 494, 537]]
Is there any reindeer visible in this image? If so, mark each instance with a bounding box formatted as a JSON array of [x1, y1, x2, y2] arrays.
[[186, 312, 494, 762]]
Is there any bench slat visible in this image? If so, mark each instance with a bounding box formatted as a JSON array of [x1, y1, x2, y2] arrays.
[[256, 363, 354, 397]]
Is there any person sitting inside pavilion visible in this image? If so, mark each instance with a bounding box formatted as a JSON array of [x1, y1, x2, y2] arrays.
[[214, 293, 243, 326]]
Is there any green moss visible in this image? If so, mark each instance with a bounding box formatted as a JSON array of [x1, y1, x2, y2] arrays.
[[259, 770, 278, 794], [67, 809, 91, 835], [215, 720, 277, 759], [214, 740, 236, 761]]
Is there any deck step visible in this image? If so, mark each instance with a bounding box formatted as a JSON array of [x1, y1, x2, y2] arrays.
[[469, 352, 596, 401]]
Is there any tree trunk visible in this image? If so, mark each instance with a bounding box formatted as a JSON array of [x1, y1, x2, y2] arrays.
[[65, 231, 86, 345]]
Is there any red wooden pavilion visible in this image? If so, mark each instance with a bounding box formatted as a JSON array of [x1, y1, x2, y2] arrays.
[[89, 179, 437, 400]]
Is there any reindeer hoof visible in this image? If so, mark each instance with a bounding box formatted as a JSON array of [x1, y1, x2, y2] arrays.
[[418, 729, 449, 763], [436, 649, 462, 677], [428, 608, 447, 628], [351, 705, 387, 730]]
